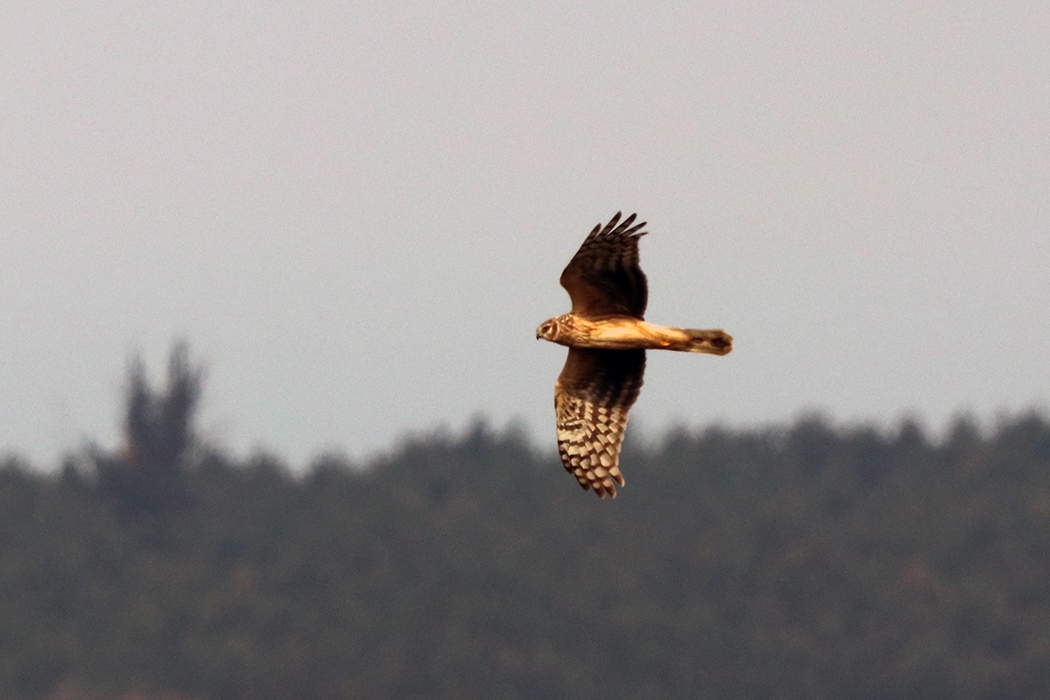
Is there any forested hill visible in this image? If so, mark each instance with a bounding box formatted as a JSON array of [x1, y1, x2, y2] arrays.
[[2, 353, 1050, 699]]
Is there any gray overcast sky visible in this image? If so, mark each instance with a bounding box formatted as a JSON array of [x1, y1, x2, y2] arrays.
[[2, 1, 1048, 467]]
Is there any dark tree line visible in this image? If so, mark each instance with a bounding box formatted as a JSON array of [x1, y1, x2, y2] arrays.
[[2, 347, 1050, 699]]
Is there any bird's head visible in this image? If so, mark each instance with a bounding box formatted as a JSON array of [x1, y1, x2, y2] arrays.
[[536, 318, 559, 342]]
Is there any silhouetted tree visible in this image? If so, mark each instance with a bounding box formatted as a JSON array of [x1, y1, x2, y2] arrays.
[[95, 343, 202, 519]]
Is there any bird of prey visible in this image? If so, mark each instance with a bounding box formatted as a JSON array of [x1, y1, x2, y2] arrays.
[[536, 212, 732, 498]]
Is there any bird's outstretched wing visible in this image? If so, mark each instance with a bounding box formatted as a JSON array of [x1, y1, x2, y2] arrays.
[[559, 212, 649, 319], [554, 347, 646, 498]]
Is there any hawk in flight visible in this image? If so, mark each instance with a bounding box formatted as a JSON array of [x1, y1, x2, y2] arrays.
[[537, 212, 732, 498]]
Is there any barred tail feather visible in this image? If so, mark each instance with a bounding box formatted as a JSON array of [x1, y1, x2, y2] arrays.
[[680, 328, 733, 355]]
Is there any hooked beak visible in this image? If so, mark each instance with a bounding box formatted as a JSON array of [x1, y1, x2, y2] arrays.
[[536, 330, 542, 340]]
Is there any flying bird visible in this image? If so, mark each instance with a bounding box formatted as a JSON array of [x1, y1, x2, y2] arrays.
[[537, 212, 733, 498]]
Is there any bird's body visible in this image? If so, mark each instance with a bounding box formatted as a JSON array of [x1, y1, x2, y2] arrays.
[[538, 313, 732, 353], [537, 212, 732, 498]]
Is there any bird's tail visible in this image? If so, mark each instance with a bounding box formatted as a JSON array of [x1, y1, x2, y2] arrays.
[[676, 328, 733, 355]]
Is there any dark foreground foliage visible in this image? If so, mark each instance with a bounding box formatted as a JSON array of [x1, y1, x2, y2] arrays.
[[2, 415, 1050, 699]]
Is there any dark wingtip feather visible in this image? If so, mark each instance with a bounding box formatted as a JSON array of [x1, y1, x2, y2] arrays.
[[617, 212, 638, 231], [625, 219, 647, 236], [597, 212, 623, 237]]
